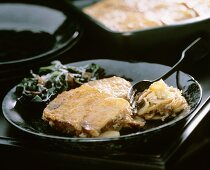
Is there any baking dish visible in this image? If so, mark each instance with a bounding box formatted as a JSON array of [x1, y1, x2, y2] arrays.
[[66, 0, 210, 55]]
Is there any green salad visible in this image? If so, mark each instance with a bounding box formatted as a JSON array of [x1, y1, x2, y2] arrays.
[[15, 60, 105, 110]]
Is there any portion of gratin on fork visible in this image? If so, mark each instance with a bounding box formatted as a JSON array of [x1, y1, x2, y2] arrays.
[[136, 79, 189, 121]]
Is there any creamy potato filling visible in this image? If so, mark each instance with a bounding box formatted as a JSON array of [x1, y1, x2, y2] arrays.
[[136, 79, 189, 121], [83, 0, 210, 32]]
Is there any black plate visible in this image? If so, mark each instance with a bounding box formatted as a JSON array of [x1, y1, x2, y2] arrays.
[[2, 59, 202, 153], [0, 0, 82, 81]]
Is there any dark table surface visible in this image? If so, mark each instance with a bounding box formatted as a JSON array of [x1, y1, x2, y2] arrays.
[[0, 8, 210, 169]]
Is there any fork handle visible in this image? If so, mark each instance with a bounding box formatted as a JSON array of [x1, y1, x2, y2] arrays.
[[154, 37, 210, 82]]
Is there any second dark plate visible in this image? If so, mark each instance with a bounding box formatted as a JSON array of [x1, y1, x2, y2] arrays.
[[0, 0, 82, 82]]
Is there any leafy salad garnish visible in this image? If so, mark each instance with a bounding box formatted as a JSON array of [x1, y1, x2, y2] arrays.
[[15, 60, 105, 110]]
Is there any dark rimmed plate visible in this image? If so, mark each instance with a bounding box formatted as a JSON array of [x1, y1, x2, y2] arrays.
[[2, 59, 202, 153], [0, 0, 82, 82]]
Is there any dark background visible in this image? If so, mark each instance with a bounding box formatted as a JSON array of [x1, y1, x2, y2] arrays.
[[0, 1, 210, 169]]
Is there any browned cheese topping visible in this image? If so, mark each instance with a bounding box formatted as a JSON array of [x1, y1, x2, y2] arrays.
[[87, 76, 131, 99], [42, 76, 144, 138]]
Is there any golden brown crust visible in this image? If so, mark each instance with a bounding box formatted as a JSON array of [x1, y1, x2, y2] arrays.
[[43, 82, 144, 137], [87, 76, 132, 100]]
